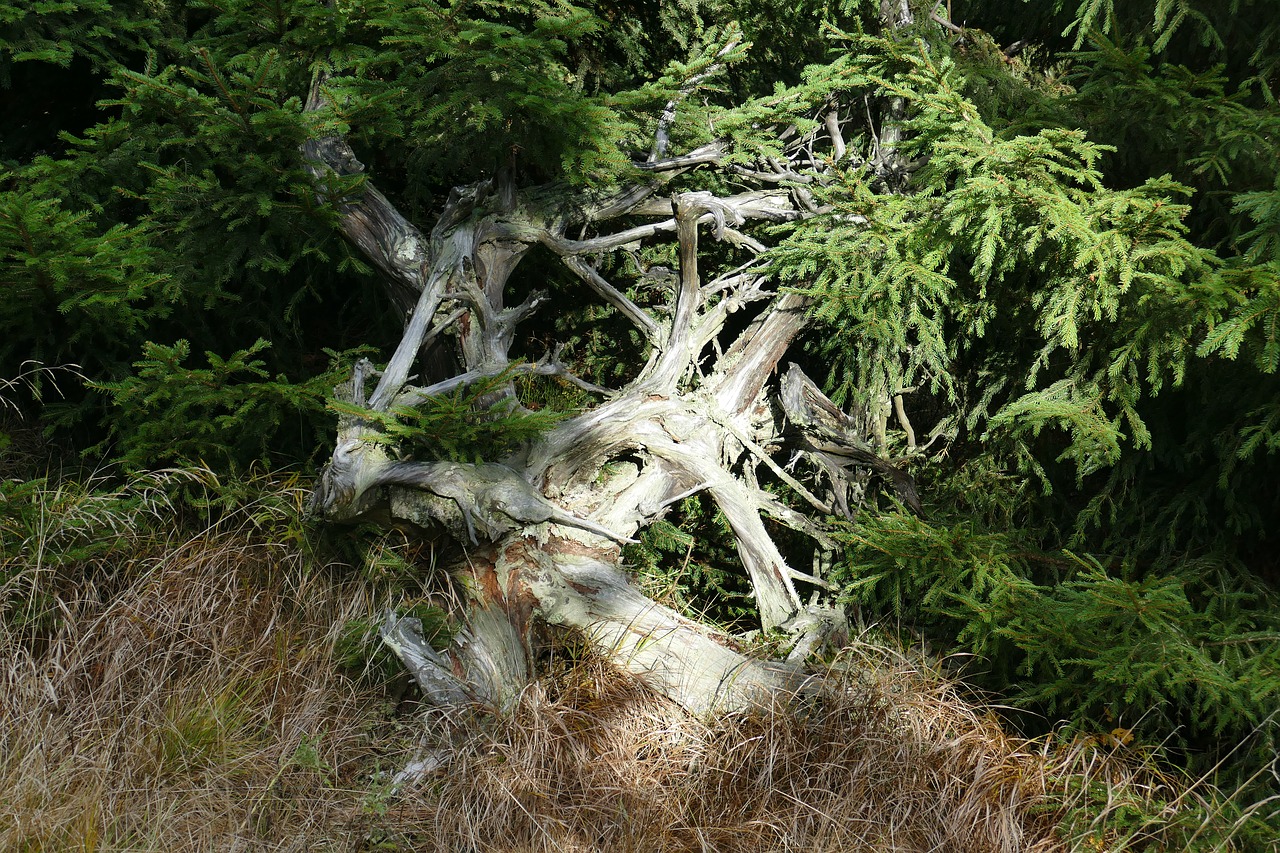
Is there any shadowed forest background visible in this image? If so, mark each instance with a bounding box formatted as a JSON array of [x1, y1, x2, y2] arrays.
[[3, 0, 1279, 850]]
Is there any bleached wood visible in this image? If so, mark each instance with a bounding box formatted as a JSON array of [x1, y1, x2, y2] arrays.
[[302, 59, 865, 732]]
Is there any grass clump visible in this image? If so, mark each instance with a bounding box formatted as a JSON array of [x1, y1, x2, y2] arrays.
[[371, 643, 1257, 852], [0, 468, 398, 851], [0, 466, 1265, 851]]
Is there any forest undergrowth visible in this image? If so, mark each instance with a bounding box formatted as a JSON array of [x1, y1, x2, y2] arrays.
[[0, 462, 1260, 852]]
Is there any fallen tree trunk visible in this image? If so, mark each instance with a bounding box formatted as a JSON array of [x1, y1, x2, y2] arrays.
[[312, 387, 833, 716], [382, 530, 816, 717], [302, 30, 915, 736]]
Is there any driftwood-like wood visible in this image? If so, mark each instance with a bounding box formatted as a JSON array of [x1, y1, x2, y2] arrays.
[[378, 460, 636, 546], [300, 48, 911, 779], [780, 363, 924, 517]]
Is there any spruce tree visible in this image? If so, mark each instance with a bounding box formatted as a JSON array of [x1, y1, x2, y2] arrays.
[[4, 0, 1278, 840]]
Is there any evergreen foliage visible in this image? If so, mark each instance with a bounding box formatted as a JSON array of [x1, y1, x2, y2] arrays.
[[625, 496, 757, 627], [89, 339, 350, 470], [4, 0, 1280, 845], [0, 180, 173, 372], [329, 365, 570, 463], [0, 0, 159, 80], [764, 6, 1280, 818]]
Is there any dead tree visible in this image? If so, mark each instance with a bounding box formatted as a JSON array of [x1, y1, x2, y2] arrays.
[[302, 39, 921, 741]]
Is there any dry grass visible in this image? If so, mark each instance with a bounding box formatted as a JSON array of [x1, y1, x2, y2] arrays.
[[0, 471, 1228, 852], [0, 552, 387, 851], [373, 645, 1067, 853], [0, 473, 396, 851], [376, 644, 1226, 853]]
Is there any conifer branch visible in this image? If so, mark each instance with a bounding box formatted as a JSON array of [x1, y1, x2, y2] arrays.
[[648, 26, 744, 162]]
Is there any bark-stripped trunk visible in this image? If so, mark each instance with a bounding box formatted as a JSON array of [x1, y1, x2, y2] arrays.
[[301, 40, 919, 752]]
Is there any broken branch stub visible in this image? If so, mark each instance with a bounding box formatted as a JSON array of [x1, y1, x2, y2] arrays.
[[780, 363, 923, 516]]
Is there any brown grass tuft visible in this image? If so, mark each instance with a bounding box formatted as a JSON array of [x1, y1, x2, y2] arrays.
[[374, 642, 1078, 853], [1, 472, 1227, 852], [0, 478, 393, 852]]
